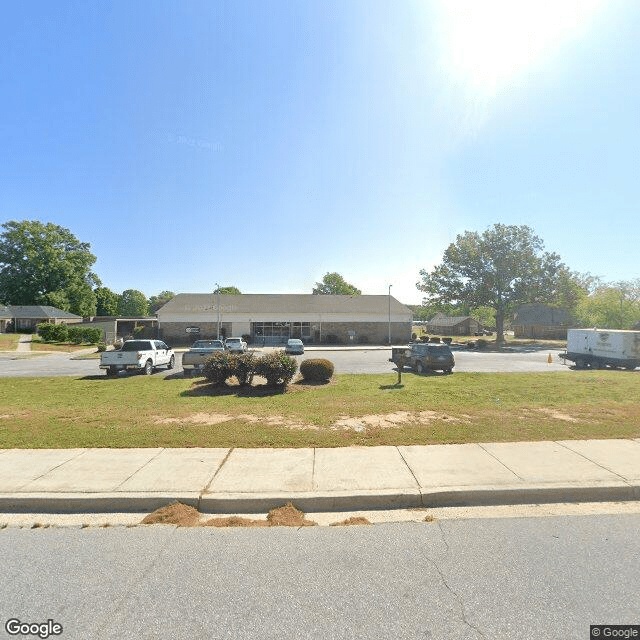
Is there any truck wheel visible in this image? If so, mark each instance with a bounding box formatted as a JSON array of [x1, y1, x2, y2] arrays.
[[416, 361, 424, 374], [143, 360, 153, 376], [167, 355, 175, 370], [444, 368, 452, 374]]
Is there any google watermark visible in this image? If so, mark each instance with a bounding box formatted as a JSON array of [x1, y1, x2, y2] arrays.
[[591, 626, 640, 638], [5, 619, 63, 639]]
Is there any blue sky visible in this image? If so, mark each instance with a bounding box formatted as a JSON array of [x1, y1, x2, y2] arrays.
[[2, 0, 638, 305]]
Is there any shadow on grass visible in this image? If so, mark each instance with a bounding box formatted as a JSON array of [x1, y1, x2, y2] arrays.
[[379, 383, 404, 390], [180, 380, 288, 397]]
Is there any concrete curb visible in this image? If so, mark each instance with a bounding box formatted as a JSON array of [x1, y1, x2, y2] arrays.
[[1, 483, 638, 514]]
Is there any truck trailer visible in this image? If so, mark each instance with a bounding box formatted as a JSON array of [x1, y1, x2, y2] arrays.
[[561, 329, 640, 370]]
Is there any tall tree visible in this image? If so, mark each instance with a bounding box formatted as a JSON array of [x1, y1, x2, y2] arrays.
[[213, 286, 241, 295], [576, 280, 640, 329], [118, 289, 149, 317], [95, 287, 120, 316], [312, 273, 362, 295], [0, 220, 100, 314], [417, 224, 565, 342], [149, 290, 175, 313]]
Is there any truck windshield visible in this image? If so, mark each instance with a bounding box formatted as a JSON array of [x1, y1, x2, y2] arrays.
[[121, 341, 153, 351]]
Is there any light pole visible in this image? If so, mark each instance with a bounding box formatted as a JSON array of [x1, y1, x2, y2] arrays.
[[388, 284, 392, 346], [215, 283, 221, 339]]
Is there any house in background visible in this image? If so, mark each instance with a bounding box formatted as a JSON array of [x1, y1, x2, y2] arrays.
[[512, 304, 571, 339], [0, 306, 12, 332], [425, 313, 483, 336], [4, 306, 82, 332]]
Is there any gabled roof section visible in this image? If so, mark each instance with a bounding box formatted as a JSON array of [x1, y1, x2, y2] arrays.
[[158, 293, 412, 316], [0, 305, 11, 318], [9, 305, 82, 319], [513, 304, 570, 326]]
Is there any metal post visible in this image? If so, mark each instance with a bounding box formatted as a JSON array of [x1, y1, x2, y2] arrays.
[[215, 283, 221, 339], [388, 284, 392, 346]]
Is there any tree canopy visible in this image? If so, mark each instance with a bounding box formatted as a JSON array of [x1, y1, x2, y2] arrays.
[[575, 280, 640, 329], [149, 290, 175, 313], [95, 287, 120, 316], [213, 286, 241, 295], [118, 289, 149, 317], [0, 220, 100, 315], [417, 224, 565, 342], [312, 273, 362, 296]]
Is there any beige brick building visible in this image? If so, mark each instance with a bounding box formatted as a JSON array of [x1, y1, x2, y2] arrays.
[[156, 294, 412, 346]]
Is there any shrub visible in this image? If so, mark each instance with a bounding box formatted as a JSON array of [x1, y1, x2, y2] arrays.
[[411, 333, 417, 341], [476, 338, 488, 349], [466, 341, 476, 349], [429, 336, 441, 343], [442, 337, 452, 344], [255, 351, 298, 387], [68, 327, 84, 344], [36, 323, 55, 342], [241, 334, 251, 345], [419, 335, 429, 342], [97, 343, 107, 352], [203, 352, 239, 385], [300, 358, 334, 382], [83, 327, 102, 344], [49, 323, 69, 343], [234, 352, 257, 386]]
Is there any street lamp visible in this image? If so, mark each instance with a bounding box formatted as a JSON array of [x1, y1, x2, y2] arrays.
[[215, 283, 221, 339], [388, 284, 392, 346]]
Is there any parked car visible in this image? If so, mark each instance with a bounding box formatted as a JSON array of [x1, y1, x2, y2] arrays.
[[99, 339, 175, 376], [224, 337, 247, 353], [389, 342, 455, 374], [285, 338, 304, 354], [182, 339, 225, 377]]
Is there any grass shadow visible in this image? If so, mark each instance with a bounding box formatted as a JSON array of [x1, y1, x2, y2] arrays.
[[180, 380, 288, 398], [379, 384, 405, 390]]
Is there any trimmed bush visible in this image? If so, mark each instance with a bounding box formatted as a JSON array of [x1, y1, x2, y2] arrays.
[[300, 358, 334, 382], [466, 341, 476, 349], [255, 351, 298, 387], [37, 323, 55, 342], [97, 343, 107, 352], [241, 334, 251, 345], [203, 352, 239, 386], [234, 352, 257, 386], [429, 336, 441, 343], [68, 327, 84, 344], [442, 337, 452, 344], [476, 338, 488, 349], [411, 333, 417, 341], [419, 335, 429, 342]]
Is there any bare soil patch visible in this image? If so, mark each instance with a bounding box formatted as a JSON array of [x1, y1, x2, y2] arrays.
[[330, 517, 371, 526], [332, 411, 471, 432], [141, 502, 201, 527]]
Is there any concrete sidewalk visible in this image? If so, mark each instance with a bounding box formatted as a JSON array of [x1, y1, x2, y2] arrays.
[[0, 440, 639, 514]]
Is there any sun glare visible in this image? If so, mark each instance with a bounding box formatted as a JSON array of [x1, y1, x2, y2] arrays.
[[437, 0, 601, 129]]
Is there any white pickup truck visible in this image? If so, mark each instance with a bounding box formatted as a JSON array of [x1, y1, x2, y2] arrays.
[[99, 339, 175, 376]]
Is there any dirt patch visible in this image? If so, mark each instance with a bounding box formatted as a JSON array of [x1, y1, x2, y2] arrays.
[[332, 411, 471, 432], [202, 516, 270, 528], [534, 408, 579, 422], [266, 503, 317, 527], [141, 502, 201, 527], [330, 517, 371, 526], [154, 413, 233, 425]]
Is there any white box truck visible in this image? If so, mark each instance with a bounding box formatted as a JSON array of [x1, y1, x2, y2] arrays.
[[561, 329, 640, 370]]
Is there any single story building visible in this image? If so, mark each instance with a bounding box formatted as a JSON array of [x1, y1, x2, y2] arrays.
[[80, 316, 159, 344], [512, 304, 570, 339], [0, 306, 11, 332], [426, 314, 483, 336], [156, 294, 412, 346], [2, 306, 82, 332]]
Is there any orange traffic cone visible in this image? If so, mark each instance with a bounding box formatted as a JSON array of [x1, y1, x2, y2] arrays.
[[547, 353, 553, 364]]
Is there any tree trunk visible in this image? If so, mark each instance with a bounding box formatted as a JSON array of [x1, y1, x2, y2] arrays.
[[496, 309, 505, 344]]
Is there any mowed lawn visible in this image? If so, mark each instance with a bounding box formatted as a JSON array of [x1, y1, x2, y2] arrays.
[[0, 371, 638, 448]]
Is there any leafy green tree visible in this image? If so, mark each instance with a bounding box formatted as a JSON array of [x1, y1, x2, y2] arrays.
[[149, 290, 175, 313], [118, 289, 149, 316], [312, 273, 362, 295], [213, 286, 241, 295], [575, 280, 640, 329], [0, 220, 100, 314], [417, 224, 565, 342], [95, 287, 120, 316]]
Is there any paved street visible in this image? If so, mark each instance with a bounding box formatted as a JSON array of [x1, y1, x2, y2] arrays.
[[1, 514, 638, 639], [0, 346, 572, 377]]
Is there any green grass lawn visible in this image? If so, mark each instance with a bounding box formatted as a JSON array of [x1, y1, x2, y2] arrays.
[[0, 371, 638, 448], [0, 334, 20, 350], [30, 339, 97, 352]]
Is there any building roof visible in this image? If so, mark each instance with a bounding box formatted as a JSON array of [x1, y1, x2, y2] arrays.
[[426, 315, 478, 327], [513, 304, 570, 326], [8, 305, 82, 319], [157, 293, 412, 316], [0, 305, 11, 318]]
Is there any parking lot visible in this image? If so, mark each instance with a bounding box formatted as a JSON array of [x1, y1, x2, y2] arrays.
[[0, 345, 571, 378]]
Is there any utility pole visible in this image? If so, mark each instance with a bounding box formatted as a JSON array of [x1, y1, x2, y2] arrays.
[[215, 283, 221, 339], [388, 284, 392, 346]]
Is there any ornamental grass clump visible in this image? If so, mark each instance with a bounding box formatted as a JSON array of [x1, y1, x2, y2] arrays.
[[299, 358, 334, 382]]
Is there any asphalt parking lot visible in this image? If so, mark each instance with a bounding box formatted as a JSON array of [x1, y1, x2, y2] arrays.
[[0, 346, 571, 377]]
